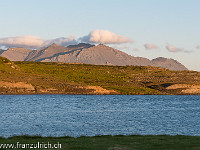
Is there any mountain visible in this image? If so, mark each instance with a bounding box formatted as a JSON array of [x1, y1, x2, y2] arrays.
[[41, 44, 153, 66], [0, 43, 188, 71], [1, 47, 33, 61], [25, 43, 95, 61], [25, 43, 69, 61], [152, 57, 187, 71], [0, 49, 4, 55]]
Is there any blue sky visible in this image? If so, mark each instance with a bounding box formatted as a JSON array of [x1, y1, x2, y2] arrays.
[[0, 0, 199, 71]]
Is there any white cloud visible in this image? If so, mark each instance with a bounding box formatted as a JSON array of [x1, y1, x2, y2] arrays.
[[144, 43, 158, 50], [44, 36, 77, 47], [0, 36, 44, 49], [166, 44, 193, 53], [79, 30, 133, 44], [0, 35, 77, 49], [0, 30, 132, 49], [184, 50, 194, 53], [196, 45, 200, 49], [166, 45, 183, 52], [112, 45, 138, 52]]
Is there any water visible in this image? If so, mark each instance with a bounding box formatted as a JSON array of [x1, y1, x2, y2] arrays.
[[0, 95, 200, 137]]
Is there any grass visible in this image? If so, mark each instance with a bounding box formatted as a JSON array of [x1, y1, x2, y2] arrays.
[[0, 135, 200, 150], [15, 61, 200, 95], [1, 56, 200, 95]]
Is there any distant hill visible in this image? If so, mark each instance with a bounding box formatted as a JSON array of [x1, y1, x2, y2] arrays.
[[0, 43, 188, 71], [152, 57, 187, 71], [0, 49, 4, 55], [1, 47, 32, 61]]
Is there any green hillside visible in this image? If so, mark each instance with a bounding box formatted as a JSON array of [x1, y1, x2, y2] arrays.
[[0, 56, 200, 95], [0, 56, 23, 82]]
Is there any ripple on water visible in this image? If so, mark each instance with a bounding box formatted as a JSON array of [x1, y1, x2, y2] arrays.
[[0, 95, 200, 137]]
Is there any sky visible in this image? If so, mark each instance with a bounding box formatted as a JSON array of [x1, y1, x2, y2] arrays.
[[0, 0, 199, 71]]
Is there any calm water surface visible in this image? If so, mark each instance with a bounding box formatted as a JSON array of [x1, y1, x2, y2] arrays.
[[0, 95, 200, 137]]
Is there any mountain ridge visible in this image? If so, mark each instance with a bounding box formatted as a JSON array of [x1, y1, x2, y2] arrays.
[[1, 47, 32, 61], [0, 43, 188, 71]]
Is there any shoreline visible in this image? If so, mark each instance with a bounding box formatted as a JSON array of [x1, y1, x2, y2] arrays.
[[0, 93, 199, 95], [1, 134, 200, 139]]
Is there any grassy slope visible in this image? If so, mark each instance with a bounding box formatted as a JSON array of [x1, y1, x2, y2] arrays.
[[1, 135, 200, 150], [15, 61, 200, 95], [1, 55, 200, 95], [0, 57, 26, 83]]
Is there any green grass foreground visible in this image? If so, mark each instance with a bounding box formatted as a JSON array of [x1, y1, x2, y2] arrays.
[[0, 135, 200, 150]]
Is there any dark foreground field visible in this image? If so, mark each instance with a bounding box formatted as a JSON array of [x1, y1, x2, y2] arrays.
[[0, 135, 200, 150]]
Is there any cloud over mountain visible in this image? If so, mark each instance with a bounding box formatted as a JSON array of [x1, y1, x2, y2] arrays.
[[0, 30, 132, 49], [44, 36, 77, 47], [79, 30, 133, 44], [144, 43, 158, 50], [0, 35, 77, 49]]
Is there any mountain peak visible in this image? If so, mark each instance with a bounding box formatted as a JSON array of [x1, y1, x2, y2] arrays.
[[48, 43, 60, 48], [95, 43, 111, 49], [97, 43, 106, 47], [152, 57, 188, 70]]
